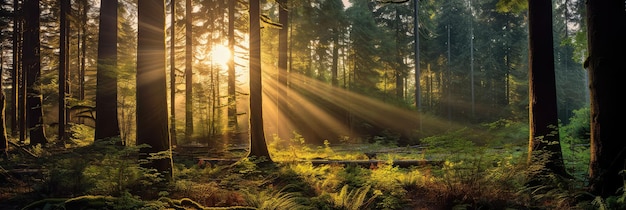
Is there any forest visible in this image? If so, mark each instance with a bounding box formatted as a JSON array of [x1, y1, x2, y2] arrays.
[[0, 0, 623, 209]]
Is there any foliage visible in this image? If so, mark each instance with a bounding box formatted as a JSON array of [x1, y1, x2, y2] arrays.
[[480, 119, 529, 146], [518, 172, 583, 209], [367, 161, 409, 209], [82, 142, 161, 196], [495, 0, 528, 13], [589, 190, 626, 210], [559, 107, 590, 183], [269, 132, 366, 161], [67, 123, 95, 147], [20, 193, 148, 210], [560, 106, 590, 145], [328, 184, 380, 210], [244, 186, 310, 210]]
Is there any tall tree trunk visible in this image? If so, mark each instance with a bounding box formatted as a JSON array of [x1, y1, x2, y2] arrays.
[[527, 0, 567, 178], [79, 0, 88, 124], [586, 0, 626, 198], [468, 0, 474, 119], [78, 2, 89, 103], [169, 0, 177, 146], [95, 0, 121, 141], [227, 0, 237, 130], [247, 0, 271, 160], [394, 7, 404, 99], [0, 24, 8, 151], [184, 0, 193, 139], [11, 0, 20, 137], [446, 12, 451, 121], [331, 28, 339, 87], [277, 0, 288, 141], [23, 0, 47, 146], [1, 91, 8, 159], [413, 0, 421, 126], [137, 0, 173, 179], [58, 0, 69, 142]]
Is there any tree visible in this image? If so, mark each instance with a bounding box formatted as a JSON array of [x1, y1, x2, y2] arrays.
[[1, 6, 9, 158], [23, 0, 47, 146], [11, 0, 21, 138], [586, 0, 626, 198], [184, 0, 193, 139], [58, 0, 69, 142], [17, 0, 26, 143], [413, 0, 421, 120], [346, 0, 382, 94], [77, 0, 90, 110], [169, 0, 177, 146], [95, 0, 121, 141], [1, 57, 8, 159], [276, 0, 288, 141], [136, 0, 173, 179], [323, 0, 344, 87], [247, 0, 271, 160], [227, 0, 237, 130], [527, 0, 567, 178], [374, 2, 411, 100]]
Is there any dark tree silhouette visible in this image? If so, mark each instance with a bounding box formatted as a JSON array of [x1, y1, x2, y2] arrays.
[[526, 0, 567, 178], [11, 0, 20, 137], [586, 0, 626, 198], [137, 0, 173, 179], [23, 0, 47, 146], [1, 67, 8, 159], [95, 0, 121, 141], [58, 0, 69, 142]]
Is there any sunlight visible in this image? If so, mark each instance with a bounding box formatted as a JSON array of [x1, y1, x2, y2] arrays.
[[210, 44, 231, 70], [257, 68, 470, 147]]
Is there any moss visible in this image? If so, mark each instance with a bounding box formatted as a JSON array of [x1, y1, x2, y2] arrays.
[[180, 197, 205, 208], [20, 198, 66, 210], [157, 197, 256, 210], [63, 195, 116, 209]]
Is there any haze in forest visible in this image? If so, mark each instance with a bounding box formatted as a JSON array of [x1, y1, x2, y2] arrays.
[[0, 0, 623, 209]]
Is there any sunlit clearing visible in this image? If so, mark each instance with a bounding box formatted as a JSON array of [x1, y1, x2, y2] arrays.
[[258, 67, 482, 153], [210, 44, 231, 70]]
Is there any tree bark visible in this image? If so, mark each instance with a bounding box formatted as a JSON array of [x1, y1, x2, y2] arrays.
[[276, 0, 288, 141], [169, 0, 177, 146], [95, 0, 121, 141], [58, 0, 69, 142], [23, 0, 47, 146], [527, 0, 567, 177], [137, 0, 173, 179], [184, 0, 193, 139], [11, 0, 20, 137], [227, 0, 237, 130], [586, 0, 626, 198], [247, 0, 271, 160], [1, 63, 8, 159]]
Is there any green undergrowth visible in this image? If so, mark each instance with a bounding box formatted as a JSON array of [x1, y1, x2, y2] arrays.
[[2, 116, 616, 209]]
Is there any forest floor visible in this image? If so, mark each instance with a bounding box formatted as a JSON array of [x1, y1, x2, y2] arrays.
[[0, 139, 591, 210]]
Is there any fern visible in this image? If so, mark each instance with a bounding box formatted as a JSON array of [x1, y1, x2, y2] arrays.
[[329, 185, 380, 210], [244, 187, 310, 210]]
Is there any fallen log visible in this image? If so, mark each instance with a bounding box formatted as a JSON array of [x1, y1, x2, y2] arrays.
[[305, 159, 444, 168], [194, 158, 443, 169], [8, 141, 38, 158]]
